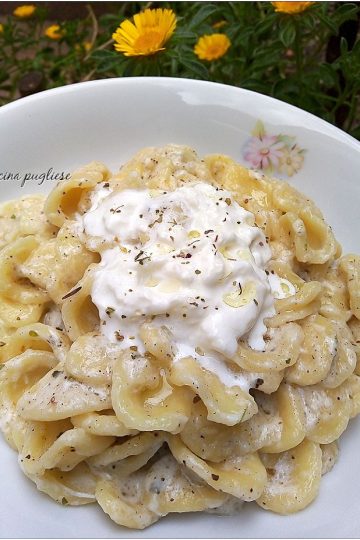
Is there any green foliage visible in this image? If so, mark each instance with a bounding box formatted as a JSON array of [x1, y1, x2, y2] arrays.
[[0, 1, 359, 138]]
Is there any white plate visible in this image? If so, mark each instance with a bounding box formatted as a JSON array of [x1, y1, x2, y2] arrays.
[[0, 78, 359, 539]]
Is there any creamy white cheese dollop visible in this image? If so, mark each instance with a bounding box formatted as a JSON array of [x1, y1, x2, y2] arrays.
[[82, 182, 289, 363]]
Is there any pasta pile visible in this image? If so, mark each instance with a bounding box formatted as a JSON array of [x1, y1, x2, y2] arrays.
[[0, 145, 359, 529]]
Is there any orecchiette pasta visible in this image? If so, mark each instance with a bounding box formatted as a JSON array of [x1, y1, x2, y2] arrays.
[[0, 144, 359, 529]]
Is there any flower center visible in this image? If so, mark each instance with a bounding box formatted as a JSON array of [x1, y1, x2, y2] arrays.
[[260, 148, 270, 156], [134, 30, 164, 54]]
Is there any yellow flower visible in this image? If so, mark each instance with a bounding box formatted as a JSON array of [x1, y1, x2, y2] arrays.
[[0, 23, 4, 33], [112, 8, 176, 57], [13, 5, 36, 18], [44, 24, 63, 40], [84, 41, 92, 52], [194, 33, 231, 62], [271, 2, 315, 14]]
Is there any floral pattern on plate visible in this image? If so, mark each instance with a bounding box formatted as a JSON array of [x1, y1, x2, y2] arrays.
[[243, 120, 305, 178]]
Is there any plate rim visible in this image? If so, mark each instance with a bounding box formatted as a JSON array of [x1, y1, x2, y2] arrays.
[[1, 76, 360, 152]]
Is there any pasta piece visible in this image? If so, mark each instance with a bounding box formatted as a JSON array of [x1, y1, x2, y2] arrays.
[[257, 439, 322, 514], [17, 367, 111, 421], [30, 462, 97, 506], [0, 349, 57, 448], [0, 236, 49, 305], [322, 321, 357, 388], [139, 323, 176, 362], [168, 435, 267, 501], [320, 442, 338, 475], [0, 296, 44, 329], [71, 411, 138, 437], [16, 323, 70, 362], [260, 383, 306, 453], [64, 333, 121, 385], [21, 222, 99, 304], [111, 349, 192, 433], [61, 266, 99, 341], [112, 145, 212, 192], [345, 374, 360, 418], [348, 316, 360, 375], [286, 314, 336, 386], [339, 254, 360, 319], [235, 322, 303, 372], [278, 210, 337, 264], [318, 265, 352, 322], [96, 477, 159, 530], [205, 154, 265, 200], [45, 161, 111, 227], [0, 194, 57, 249], [96, 452, 225, 530], [300, 383, 351, 444], [169, 355, 257, 426], [21, 425, 115, 475], [179, 399, 281, 462], [88, 432, 165, 476], [268, 281, 322, 327]]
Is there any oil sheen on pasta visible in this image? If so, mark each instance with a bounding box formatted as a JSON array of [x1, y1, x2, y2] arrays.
[[82, 182, 291, 377]]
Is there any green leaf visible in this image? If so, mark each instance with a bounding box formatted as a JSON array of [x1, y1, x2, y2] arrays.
[[188, 4, 219, 30], [172, 30, 197, 42], [279, 20, 296, 48], [179, 57, 209, 79], [90, 50, 117, 60], [332, 3, 359, 26], [316, 12, 338, 34], [340, 36, 348, 56]]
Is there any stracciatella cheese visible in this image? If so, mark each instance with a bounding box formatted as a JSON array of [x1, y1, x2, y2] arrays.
[[82, 182, 292, 362]]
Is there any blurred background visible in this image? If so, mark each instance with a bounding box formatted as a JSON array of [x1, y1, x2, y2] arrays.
[[0, 1, 359, 139]]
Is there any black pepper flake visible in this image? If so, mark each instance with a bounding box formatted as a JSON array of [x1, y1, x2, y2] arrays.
[[103, 182, 110, 188], [255, 378, 264, 388], [61, 497, 68, 505], [253, 299, 259, 306], [105, 306, 115, 317], [134, 250, 144, 261], [52, 370, 62, 378], [285, 358, 291, 364], [204, 229, 214, 234], [195, 269, 201, 275], [114, 331, 124, 341], [62, 286, 82, 300], [193, 395, 201, 403], [265, 270, 269, 275], [211, 474, 219, 481], [25, 454, 31, 459], [0, 341, 5, 347]]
